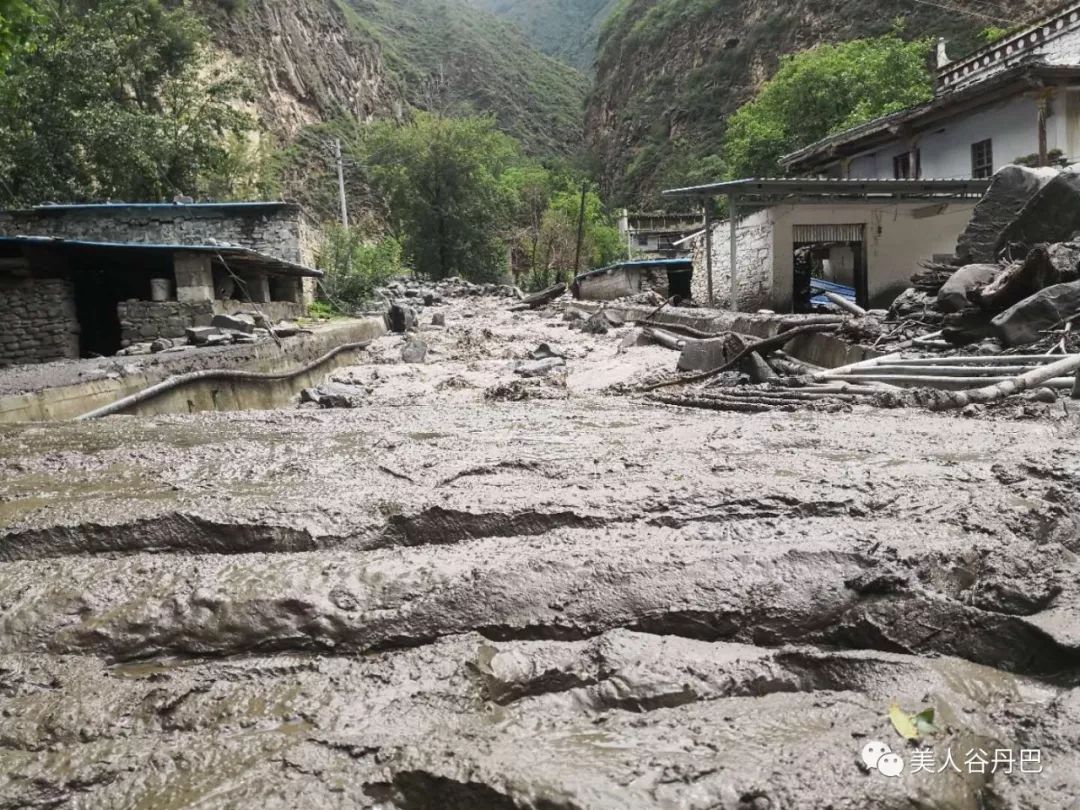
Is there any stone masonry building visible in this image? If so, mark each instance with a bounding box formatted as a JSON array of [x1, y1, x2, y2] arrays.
[[0, 202, 322, 366]]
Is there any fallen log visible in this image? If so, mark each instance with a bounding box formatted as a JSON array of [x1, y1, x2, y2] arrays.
[[928, 353, 1080, 410], [642, 327, 686, 351], [824, 292, 868, 317], [640, 323, 841, 392], [510, 283, 567, 311]]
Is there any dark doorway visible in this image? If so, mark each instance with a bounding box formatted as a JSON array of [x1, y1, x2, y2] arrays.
[[70, 251, 161, 357], [667, 269, 693, 299], [792, 235, 868, 313], [73, 269, 125, 357]]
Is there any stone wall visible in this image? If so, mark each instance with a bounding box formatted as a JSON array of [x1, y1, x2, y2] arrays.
[[691, 212, 774, 311], [0, 204, 308, 265], [117, 301, 213, 348], [0, 277, 80, 366]]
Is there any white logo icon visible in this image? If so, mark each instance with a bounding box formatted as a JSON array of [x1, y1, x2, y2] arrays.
[[861, 741, 905, 777]]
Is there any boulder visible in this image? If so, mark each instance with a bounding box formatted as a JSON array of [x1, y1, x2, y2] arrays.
[[150, 338, 175, 353], [1049, 242, 1080, 281], [937, 264, 1001, 313], [530, 342, 566, 360], [992, 279, 1080, 346], [997, 169, 1080, 254], [401, 338, 428, 364], [515, 357, 566, 378], [956, 164, 1058, 264], [677, 333, 747, 373], [303, 382, 366, 409], [388, 303, 417, 333], [185, 326, 221, 345], [432, 312, 446, 327], [211, 313, 256, 334], [272, 321, 300, 338]]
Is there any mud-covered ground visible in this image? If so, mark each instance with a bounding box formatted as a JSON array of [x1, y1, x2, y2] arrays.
[[2, 296, 1080, 809]]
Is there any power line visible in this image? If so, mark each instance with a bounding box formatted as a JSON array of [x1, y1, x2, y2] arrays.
[[907, 0, 1014, 25]]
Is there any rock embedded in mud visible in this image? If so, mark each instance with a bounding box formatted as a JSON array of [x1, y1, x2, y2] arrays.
[[401, 338, 429, 364], [938, 263, 1002, 312], [992, 279, 1080, 346], [211, 313, 256, 334], [515, 357, 565, 377]]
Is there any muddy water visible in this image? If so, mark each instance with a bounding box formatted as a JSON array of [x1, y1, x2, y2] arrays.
[[1, 298, 1079, 808]]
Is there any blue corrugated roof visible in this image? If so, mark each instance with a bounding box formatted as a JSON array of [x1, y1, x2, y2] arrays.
[[809, 278, 856, 307]]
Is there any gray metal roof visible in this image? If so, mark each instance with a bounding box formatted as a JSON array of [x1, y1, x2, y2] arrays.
[[662, 176, 991, 200], [780, 62, 1080, 172], [0, 235, 323, 278], [5, 201, 298, 216]]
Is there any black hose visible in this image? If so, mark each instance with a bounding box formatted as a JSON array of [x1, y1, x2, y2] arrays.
[[76, 340, 374, 420]]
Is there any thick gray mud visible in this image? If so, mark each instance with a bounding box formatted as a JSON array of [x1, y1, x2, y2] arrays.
[[2, 297, 1080, 808]]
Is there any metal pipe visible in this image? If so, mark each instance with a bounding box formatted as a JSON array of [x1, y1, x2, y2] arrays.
[[77, 340, 373, 420], [728, 193, 737, 311]]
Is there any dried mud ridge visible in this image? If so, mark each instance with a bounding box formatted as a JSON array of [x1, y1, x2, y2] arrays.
[[2, 297, 1080, 808]]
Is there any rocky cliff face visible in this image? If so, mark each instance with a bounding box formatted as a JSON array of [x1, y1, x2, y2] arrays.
[[202, 0, 401, 139], [587, 0, 1061, 206]]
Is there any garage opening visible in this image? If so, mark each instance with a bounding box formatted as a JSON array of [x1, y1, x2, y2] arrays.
[[792, 224, 867, 313]]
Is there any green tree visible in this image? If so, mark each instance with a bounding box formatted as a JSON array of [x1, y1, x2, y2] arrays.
[[722, 32, 934, 178], [0, 0, 35, 66], [0, 0, 268, 205], [503, 165, 623, 289], [317, 225, 404, 311], [352, 113, 521, 282]]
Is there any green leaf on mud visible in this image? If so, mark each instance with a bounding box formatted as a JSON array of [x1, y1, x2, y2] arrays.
[[913, 707, 939, 737], [889, 703, 920, 740]]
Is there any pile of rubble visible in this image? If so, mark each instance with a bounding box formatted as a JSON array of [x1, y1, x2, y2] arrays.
[[117, 313, 302, 357]]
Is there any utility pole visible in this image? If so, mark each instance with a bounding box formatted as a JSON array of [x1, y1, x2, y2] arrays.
[[572, 181, 588, 280], [334, 138, 349, 228]]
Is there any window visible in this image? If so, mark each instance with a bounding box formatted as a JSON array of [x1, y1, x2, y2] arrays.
[[637, 234, 650, 246], [893, 149, 921, 179], [971, 139, 993, 178], [893, 153, 911, 179]]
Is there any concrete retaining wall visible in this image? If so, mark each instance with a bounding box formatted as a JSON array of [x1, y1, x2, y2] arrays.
[[0, 317, 387, 423]]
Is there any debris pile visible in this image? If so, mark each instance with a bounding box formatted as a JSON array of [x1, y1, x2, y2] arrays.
[[117, 312, 306, 356]]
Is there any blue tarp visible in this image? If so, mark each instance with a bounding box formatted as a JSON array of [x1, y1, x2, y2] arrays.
[[809, 278, 857, 307]]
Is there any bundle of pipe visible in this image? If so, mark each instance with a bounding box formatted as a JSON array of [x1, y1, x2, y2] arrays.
[[816, 353, 1079, 391]]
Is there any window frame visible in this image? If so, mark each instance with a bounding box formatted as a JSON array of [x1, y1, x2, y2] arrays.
[[971, 139, 994, 179]]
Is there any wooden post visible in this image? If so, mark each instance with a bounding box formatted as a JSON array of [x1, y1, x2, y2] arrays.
[[572, 182, 588, 280], [728, 193, 738, 311], [703, 202, 714, 305], [1037, 95, 1049, 168], [334, 138, 349, 228]]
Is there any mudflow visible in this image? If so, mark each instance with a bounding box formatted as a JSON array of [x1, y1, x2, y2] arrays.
[[2, 294, 1080, 810]]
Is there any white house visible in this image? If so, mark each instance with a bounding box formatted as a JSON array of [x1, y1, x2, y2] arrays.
[[782, 3, 1080, 179]]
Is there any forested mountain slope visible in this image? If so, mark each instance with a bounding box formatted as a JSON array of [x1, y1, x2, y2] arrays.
[[465, 0, 622, 71], [203, 0, 588, 157]]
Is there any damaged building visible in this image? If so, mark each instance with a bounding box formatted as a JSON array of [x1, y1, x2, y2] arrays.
[[0, 202, 321, 366]]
